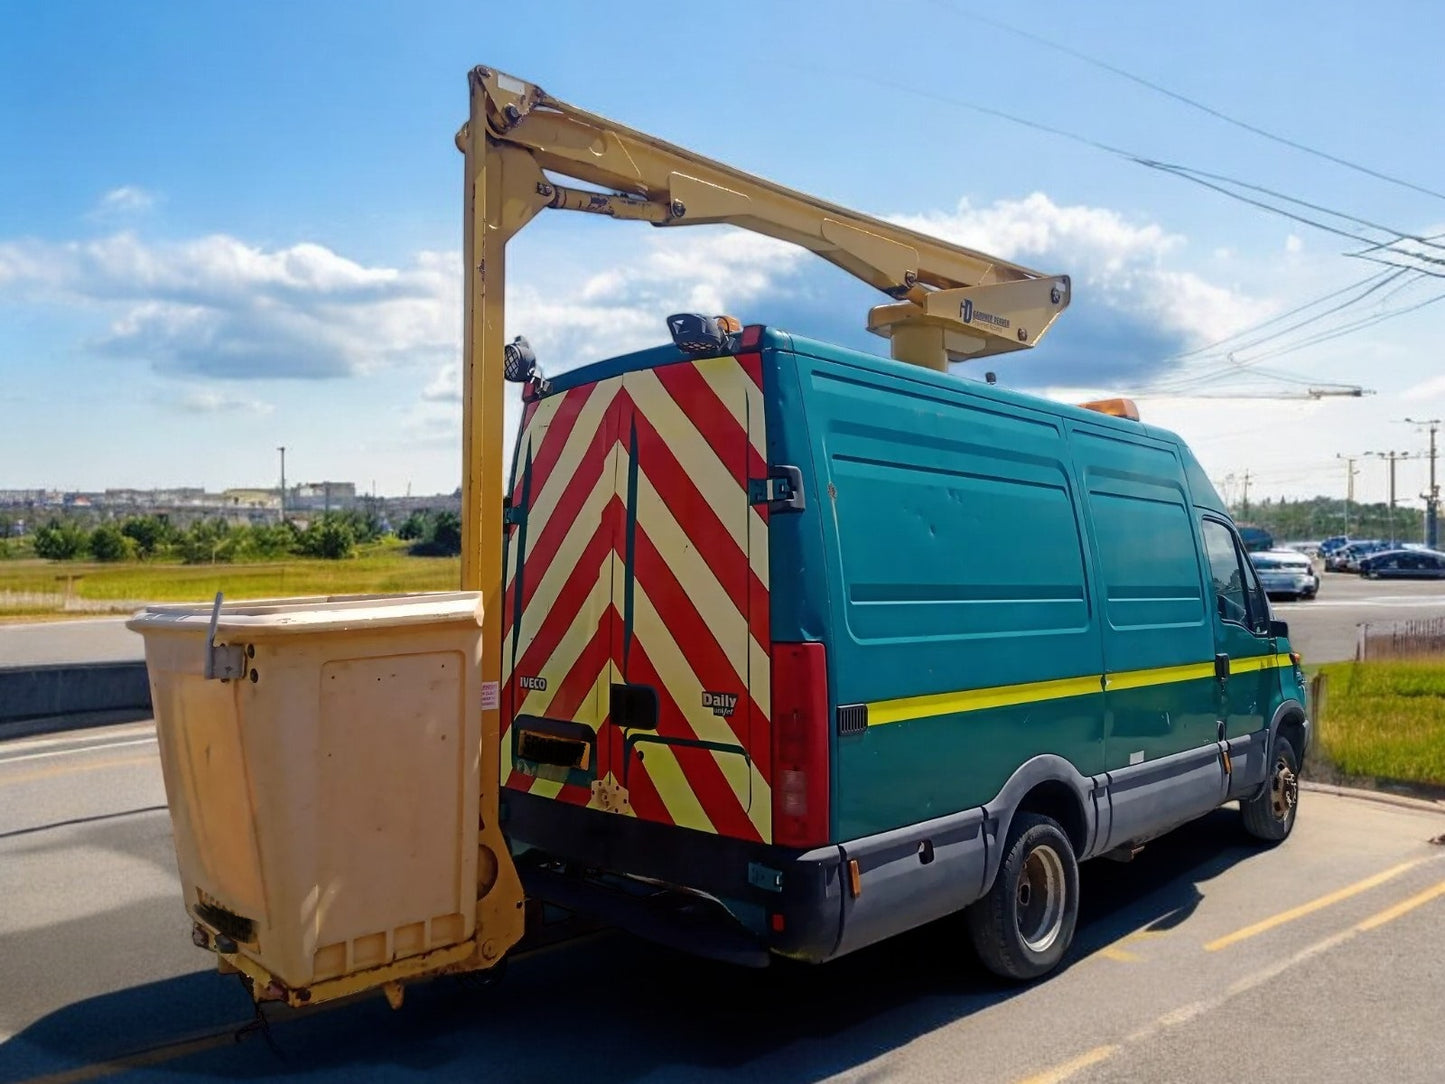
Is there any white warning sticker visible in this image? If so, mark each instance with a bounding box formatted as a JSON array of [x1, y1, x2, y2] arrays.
[[481, 681, 500, 710]]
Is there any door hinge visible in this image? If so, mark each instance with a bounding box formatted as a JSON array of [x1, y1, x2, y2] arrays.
[[503, 505, 526, 526], [749, 465, 805, 514], [1214, 653, 1231, 681]]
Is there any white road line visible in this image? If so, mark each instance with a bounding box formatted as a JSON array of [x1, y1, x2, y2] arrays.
[[0, 723, 156, 754], [0, 736, 157, 766]]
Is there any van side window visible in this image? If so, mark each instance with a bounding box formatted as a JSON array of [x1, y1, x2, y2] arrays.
[[1202, 520, 1252, 628], [1236, 544, 1271, 632]]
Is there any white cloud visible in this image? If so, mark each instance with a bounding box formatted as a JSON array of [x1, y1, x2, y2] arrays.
[[0, 232, 457, 379], [422, 362, 460, 403], [93, 186, 157, 217], [1285, 234, 1304, 254], [174, 389, 275, 415], [1404, 374, 1445, 401], [0, 197, 1304, 492]]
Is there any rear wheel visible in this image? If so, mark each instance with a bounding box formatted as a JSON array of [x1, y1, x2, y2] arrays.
[[1242, 735, 1299, 843], [966, 813, 1079, 980]]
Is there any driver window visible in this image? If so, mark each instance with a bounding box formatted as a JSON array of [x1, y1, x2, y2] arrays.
[[1202, 520, 1248, 625], [1238, 546, 1271, 631]]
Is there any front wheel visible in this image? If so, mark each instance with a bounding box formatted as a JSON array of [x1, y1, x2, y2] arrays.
[[966, 813, 1079, 980], [1242, 735, 1299, 843]]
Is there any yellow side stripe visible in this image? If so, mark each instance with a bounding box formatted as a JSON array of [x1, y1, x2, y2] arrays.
[[1104, 660, 1215, 691], [868, 673, 1102, 727], [867, 653, 1294, 728]]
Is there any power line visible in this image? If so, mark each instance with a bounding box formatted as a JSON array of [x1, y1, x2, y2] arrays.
[[1160, 268, 1397, 364], [810, 65, 1431, 252], [1146, 271, 1420, 394], [938, 2, 1445, 203]]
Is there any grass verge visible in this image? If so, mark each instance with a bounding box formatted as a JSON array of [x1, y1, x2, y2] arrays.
[[0, 544, 460, 616], [1311, 658, 1445, 792]]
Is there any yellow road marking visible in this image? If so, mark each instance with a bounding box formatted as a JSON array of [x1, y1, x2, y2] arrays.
[[1205, 859, 1423, 951], [1020, 872, 1445, 1084], [0, 754, 158, 788], [1098, 946, 1143, 962], [1015, 1044, 1119, 1084], [1356, 878, 1445, 931]]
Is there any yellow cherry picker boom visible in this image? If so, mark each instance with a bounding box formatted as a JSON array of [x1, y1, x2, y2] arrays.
[[128, 65, 1072, 1009]]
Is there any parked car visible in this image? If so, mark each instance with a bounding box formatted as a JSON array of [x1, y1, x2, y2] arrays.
[[1359, 549, 1445, 579], [1250, 549, 1319, 600], [1344, 541, 1406, 572], [1326, 540, 1388, 572], [1237, 524, 1274, 552], [1319, 535, 1351, 557]]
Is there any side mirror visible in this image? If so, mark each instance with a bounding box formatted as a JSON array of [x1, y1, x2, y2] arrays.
[[1268, 620, 1289, 638]]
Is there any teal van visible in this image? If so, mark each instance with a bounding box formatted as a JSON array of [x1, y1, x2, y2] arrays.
[[501, 323, 1309, 981]]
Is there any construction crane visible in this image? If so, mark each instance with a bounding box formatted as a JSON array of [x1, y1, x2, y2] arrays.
[[1137, 384, 1374, 401]]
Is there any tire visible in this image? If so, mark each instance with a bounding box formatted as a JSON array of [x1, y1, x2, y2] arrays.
[[1242, 735, 1300, 844], [966, 813, 1079, 981]]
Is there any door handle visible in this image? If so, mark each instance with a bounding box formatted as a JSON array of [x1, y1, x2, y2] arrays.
[[1214, 653, 1231, 681]]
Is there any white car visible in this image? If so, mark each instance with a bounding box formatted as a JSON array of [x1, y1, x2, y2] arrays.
[[1250, 549, 1319, 600]]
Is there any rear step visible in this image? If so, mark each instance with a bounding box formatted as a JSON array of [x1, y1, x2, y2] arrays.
[[520, 864, 770, 968]]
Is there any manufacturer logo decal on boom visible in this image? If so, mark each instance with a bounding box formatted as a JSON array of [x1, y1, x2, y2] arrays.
[[960, 298, 1011, 330]]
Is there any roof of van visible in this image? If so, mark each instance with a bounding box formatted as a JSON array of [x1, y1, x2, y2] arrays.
[[538, 326, 1227, 513]]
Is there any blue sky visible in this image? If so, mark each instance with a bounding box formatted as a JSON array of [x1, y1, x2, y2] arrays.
[[3, 0, 1444, 508]]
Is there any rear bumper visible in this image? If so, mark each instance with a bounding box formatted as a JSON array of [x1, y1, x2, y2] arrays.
[[504, 789, 845, 962]]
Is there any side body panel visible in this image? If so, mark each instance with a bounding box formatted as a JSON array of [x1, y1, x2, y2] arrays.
[[786, 344, 1106, 841]]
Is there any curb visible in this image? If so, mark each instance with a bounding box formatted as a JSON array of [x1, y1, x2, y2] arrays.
[[1301, 780, 1445, 816], [0, 707, 154, 742]]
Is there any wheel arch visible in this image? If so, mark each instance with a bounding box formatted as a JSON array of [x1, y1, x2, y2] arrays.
[[981, 755, 1097, 897], [1259, 697, 1309, 801]]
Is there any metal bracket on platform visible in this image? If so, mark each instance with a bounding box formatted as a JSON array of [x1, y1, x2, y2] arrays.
[[203, 591, 246, 681]]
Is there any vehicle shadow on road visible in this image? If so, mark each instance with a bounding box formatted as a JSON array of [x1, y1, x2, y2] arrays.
[[0, 809, 1262, 1084]]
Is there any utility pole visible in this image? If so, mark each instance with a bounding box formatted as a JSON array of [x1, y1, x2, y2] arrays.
[[1240, 469, 1251, 520], [1405, 418, 1440, 549], [1335, 454, 1359, 535], [1365, 450, 1415, 543], [277, 446, 287, 523]]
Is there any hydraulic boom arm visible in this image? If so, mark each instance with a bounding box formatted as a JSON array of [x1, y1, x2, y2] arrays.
[[453, 71, 1073, 865]]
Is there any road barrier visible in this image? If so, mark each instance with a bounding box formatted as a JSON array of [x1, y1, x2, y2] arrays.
[[0, 661, 151, 726], [1356, 615, 1445, 661]]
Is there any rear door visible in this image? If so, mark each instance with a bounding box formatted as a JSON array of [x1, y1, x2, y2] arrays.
[[501, 378, 625, 804], [502, 353, 773, 844], [613, 355, 771, 842]]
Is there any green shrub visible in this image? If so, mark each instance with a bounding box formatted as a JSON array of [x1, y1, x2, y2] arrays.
[[89, 524, 137, 562], [33, 518, 89, 560]]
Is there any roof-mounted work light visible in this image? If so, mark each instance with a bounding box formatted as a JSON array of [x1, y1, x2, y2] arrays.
[[667, 313, 741, 355], [503, 336, 537, 383]]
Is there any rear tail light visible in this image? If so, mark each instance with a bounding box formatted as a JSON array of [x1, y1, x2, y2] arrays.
[[771, 642, 831, 849]]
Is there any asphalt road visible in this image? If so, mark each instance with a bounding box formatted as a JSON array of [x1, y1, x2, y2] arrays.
[[0, 617, 142, 667], [1273, 571, 1445, 664], [2, 723, 1444, 1084], [4, 575, 1445, 670]]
